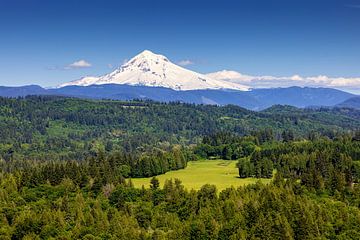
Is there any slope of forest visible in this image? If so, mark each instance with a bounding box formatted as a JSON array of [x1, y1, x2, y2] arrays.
[[0, 95, 359, 162], [0, 95, 360, 239]]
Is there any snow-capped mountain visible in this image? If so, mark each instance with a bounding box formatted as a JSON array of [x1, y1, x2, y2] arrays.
[[58, 50, 249, 91]]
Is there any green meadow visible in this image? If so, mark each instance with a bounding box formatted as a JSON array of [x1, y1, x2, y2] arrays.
[[131, 160, 271, 191]]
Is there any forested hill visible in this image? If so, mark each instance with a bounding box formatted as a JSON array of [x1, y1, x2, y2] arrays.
[[337, 96, 360, 109], [0, 95, 359, 161], [1, 96, 360, 239]]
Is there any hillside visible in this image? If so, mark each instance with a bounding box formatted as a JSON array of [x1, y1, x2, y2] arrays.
[[0, 95, 359, 161], [336, 96, 360, 109]]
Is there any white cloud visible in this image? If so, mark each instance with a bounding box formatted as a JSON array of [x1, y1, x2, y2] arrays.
[[206, 70, 360, 93], [206, 70, 254, 82], [65, 60, 92, 69], [178, 60, 194, 66], [289, 75, 303, 81]]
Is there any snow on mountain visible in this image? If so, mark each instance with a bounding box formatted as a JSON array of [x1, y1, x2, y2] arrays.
[[58, 50, 249, 91]]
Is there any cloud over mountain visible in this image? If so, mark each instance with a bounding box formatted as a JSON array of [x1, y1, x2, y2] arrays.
[[206, 70, 360, 93]]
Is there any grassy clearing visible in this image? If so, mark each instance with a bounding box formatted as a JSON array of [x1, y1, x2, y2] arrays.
[[131, 160, 271, 191]]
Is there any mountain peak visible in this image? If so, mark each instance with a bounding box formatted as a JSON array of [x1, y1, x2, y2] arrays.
[[122, 50, 169, 69], [137, 49, 164, 58], [58, 51, 248, 91], [140, 49, 153, 55]]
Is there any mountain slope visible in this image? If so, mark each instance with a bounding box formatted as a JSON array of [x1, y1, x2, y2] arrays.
[[0, 85, 48, 97], [249, 87, 355, 109], [336, 96, 360, 109], [50, 85, 354, 110], [58, 50, 249, 91]]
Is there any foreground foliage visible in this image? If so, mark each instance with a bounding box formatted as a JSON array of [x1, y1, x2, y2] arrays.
[[2, 173, 360, 239], [1, 96, 360, 239], [0, 136, 360, 239]]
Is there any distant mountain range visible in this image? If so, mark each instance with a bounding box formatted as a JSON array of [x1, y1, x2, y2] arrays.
[[0, 50, 358, 110], [0, 84, 355, 110]]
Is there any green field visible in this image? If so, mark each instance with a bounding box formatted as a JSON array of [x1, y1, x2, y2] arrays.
[[131, 160, 271, 191]]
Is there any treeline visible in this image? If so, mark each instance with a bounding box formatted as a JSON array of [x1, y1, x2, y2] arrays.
[[236, 134, 360, 192], [195, 131, 360, 188], [194, 128, 310, 160], [194, 132, 258, 160], [5, 146, 190, 190], [11, 129, 358, 186]]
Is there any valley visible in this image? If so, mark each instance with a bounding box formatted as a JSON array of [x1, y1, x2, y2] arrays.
[[0, 96, 359, 239]]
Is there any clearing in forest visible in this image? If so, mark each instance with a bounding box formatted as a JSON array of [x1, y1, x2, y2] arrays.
[[131, 160, 271, 191]]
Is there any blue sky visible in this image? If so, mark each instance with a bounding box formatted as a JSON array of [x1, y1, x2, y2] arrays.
[[0, 0, 360, 91]]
